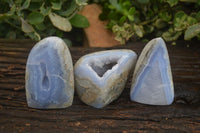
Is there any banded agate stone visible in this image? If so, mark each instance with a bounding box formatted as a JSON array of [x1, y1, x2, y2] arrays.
[[74, 50, 137, 108], [25, 37, 74, 109], [130, 37, 174, 105]]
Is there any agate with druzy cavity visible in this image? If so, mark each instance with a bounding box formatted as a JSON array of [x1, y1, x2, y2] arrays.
[[25, 37, 74, 109], [130, 37, 174, 105], [74, 50, 137, 108]]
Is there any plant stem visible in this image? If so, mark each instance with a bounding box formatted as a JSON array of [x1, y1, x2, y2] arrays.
[[67, 4, 79, 20], [140, 16, 158, 26]]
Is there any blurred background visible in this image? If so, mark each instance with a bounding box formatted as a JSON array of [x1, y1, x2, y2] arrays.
[[0, 0, 199, 47]]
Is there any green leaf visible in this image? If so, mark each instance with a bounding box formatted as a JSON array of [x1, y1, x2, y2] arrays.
[[40, 3, 51, 16], [154, 19, 167, 29], [184, 23, 200, 40], [28, 2, 43, 11], [144, 25, 154, 33], [109, 0, 120, 11], [108, 11, 119, 20], [127, 15, 134, 21], [70, 14, 89, 28], [21, 18, 34, 33], [112, 23, 134, 44], [49, 12, 72, 32], [26, 32, 41, 41], [0, 13, 11, 20], [196, 11, 200, 21], [159, 12, 171, 22], [174, 11, 186, 19], [21, 0, 31, 9], [119, 16, 127, 25], [133, 24, 144, 37], [197, 0, 200, 5], [8, 4, 16, 15], [35, 23, 46, 31], [51, 1, 62, 10], [122, 1, 131, 9], [30, 0, 41, 2], [15, 0, 22, 5], [162, 30, 182, 41], [27, 12, 44, 25], [187, 16, 197, 25], [129, 7, 136, 15], [0, 4, 16, 20], [58, 0, 76, 17], [108, 4, 115, 10], [107, 20, 117, 29], [174, 11, 188, 30], [137, 0, 150, 4], [76, 0, 87, 6], [165, 0, 178, 7]]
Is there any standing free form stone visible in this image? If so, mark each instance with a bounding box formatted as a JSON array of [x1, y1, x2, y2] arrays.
[[74, 50, 137, 108], [130, 37, 174, 105], [26, 37, 74, 109]]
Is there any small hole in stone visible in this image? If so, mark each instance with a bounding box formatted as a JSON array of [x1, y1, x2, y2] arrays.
[[40, 62, 50, 90], [90, 59, 119, 77]]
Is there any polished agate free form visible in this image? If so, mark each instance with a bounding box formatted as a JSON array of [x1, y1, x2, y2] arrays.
[[74, 50, 137, 108], [26, 37, 74, 109], [130, 38, 174, 105]]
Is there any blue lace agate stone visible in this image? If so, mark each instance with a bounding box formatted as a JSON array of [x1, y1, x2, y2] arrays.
[[75, 50, 137, 108], [130, 38, 174, 105], [25, 37, 74, 109]]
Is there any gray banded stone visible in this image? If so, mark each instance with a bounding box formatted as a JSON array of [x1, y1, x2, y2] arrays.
[[74, 50, 137, 108], [130, 37, 174, 105], [26, 36, 74, 109]]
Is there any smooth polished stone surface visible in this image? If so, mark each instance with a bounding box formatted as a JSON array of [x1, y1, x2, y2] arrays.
[[26, 37, 74, 109], [130, 37, 174, 105], [74, 50, 137, 108]]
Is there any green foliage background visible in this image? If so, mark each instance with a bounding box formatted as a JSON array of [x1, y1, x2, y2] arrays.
[[94, 0, 200, 44], [0, 0, 200, 45], [0, 0, 89, 45]]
